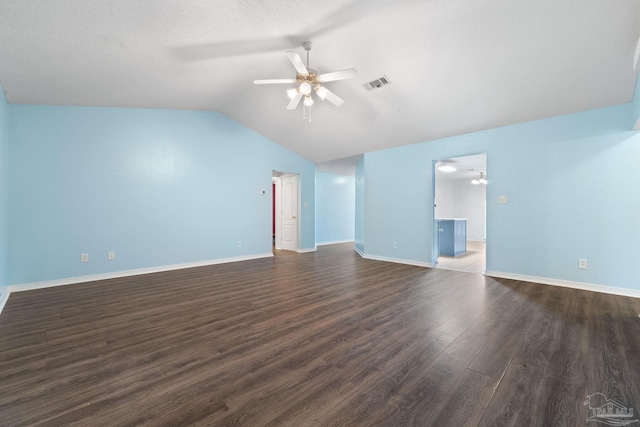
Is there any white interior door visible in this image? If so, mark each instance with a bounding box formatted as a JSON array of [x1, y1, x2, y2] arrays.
[[281, 174, 298, 251]]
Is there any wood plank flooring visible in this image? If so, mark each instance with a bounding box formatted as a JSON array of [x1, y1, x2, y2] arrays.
[[1, 243, 639, 426]]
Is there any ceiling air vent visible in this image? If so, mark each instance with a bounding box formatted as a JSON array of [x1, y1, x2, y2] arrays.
[[364, 75, 391, 91]]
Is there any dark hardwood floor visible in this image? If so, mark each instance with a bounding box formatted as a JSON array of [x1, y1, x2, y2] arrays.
[[1, 243, 639, 426]]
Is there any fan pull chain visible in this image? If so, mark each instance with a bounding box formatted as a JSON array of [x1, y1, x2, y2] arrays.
[[301, 105, 311, 122]]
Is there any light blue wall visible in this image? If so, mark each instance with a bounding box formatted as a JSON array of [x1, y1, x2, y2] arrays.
[[0, 86, 8, 293], [8, 105, 315, 285], [355, 156, 365, 253], [361, 103, 640, 290], [633, 74, 640, 129], [315, 171, 355, 244]]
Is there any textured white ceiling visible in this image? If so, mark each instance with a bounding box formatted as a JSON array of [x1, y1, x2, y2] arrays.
[[1, 0, 639, 165]]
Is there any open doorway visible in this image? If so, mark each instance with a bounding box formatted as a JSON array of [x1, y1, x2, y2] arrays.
[[272, 171, 299, 253], [433, 153, 486, 273]]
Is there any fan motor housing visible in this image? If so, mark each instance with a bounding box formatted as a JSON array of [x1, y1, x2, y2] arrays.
[[297, 72, 319, 84]]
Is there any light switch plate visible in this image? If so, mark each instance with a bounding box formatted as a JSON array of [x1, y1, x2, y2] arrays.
[[498, 195, 508, 204]]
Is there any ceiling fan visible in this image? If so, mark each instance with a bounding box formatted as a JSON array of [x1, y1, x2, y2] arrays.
[[253, 41, 358, 112]]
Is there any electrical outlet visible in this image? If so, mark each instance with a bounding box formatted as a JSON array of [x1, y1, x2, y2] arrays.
[[237, 241, 242, 247], [392, 242, 398, 249], [579, 258, 588, 269], [498, 195, 508, 204], [81, 253, 89, 263], [108, 251, 116, 260]]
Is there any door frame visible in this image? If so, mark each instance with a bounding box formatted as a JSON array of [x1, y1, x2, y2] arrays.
[[431, 159, 440, 266], [432, 152, 488, 270], [272, 172, 299, 251], [273, 176, 283, 250]]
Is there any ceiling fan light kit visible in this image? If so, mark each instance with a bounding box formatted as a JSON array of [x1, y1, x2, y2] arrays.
[[253, 41, 358, 121], [315, 86, 328, 100], [299, 81, 312, 95], [471, 172, 487, 185], [436, 160, 457, 173]]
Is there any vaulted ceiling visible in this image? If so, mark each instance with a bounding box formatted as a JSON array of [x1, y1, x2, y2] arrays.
[[1, 0, 639, 166]]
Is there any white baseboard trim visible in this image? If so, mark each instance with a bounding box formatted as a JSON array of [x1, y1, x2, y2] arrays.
[[0, 290, 9, 315], [485, 270, 640, 299], [354, 246, 364, 257], [6, 253, 274, 296], [316, 239, 355, 246], [296, 247, 317, 253], [360, 253, 432, 268]]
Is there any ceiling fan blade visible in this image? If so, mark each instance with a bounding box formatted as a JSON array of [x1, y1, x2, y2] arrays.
[[253, 79, 296, 85], [286, 51, 309, 75], [318, 68, 358, 83], [286, 92, 303, 110], [319, 87, 344, 107]]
